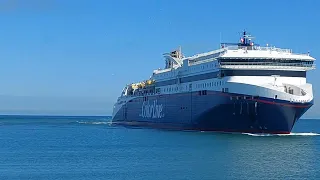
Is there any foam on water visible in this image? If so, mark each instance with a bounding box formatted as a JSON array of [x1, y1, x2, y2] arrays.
[[242, 132, 320, 137], [278, 132, 320, 136], [76, 121, 112, 125]]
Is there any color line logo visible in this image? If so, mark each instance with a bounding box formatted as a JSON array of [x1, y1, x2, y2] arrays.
[[139, 100, 164, 118]]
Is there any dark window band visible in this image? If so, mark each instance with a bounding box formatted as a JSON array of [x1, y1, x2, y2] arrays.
[[219, 59, 314, 68], [219, 59, 313, 64], [222, 70, 306, 77], [155, 70, 306, 87]]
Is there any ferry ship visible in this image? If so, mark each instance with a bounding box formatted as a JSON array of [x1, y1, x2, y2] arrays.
[[112, 31, 316, 134]]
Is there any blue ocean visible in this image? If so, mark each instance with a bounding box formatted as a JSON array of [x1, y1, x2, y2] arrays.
[[0, 115, 319, 180]]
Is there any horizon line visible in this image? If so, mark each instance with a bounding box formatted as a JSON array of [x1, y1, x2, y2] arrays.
[[1, 114, 320, 120]]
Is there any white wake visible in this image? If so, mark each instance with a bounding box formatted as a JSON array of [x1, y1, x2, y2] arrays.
[[242, 132, 320, 137], [76, 121, 112, 125]]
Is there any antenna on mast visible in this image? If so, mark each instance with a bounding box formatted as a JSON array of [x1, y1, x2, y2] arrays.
[[179, 46, 182, 58], [219, 32, 222, 48], [241, 30, 255, 46]]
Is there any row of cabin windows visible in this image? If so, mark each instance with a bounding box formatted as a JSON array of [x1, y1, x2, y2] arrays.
[[189, 63, 216, 72], [129, 88, 227, 103], [156, 63, 216, 78], [163, 86, 181, 93], [196, 81, 224, 89], [162, 80, 225, 93], [162, 84, 192, 93], [158, 71, 177, 77]]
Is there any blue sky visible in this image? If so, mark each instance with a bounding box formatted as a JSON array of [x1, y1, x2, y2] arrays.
[[0, 0, 319, 117]]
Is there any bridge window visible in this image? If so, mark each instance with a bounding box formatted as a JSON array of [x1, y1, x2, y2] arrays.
[[199, 90, 207, 95], [222, 88, 229, 93], [289, 89, 294, 94]]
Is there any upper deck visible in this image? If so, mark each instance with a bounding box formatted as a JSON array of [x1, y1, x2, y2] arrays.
[[120, 31, 316, 97], [221, 45, 314, 61], [153, 31, 316, 76]]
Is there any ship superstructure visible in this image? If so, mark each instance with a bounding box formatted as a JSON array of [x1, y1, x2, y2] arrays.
[[112, 31, 316, 134]]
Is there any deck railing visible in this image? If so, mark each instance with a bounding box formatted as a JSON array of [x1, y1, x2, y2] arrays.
[[220, 61, 315, 68], [220, 62, 315, 70], [225, 45, 293, 54]]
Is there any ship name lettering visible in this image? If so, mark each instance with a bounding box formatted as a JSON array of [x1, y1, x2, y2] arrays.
[[139, 100, 164, 118]]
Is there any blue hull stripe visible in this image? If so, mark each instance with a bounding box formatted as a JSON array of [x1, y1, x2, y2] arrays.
[[112, 91, 312, 134]]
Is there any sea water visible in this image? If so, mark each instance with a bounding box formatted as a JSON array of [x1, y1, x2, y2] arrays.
[[0, 115, 319, 180]]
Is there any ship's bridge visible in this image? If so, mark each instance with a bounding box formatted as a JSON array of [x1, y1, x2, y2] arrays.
[[219, 46, 315, 71], [219, 31, 316, 71]]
